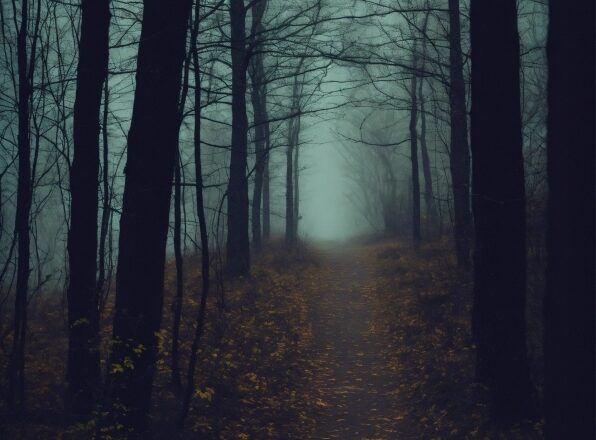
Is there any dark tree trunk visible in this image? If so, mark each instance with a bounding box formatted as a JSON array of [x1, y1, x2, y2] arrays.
[[285, 139, 295, 244], [470, 0, 535, 422], [293, 138, 300, 239], [418, 9, 436, 235], [97, 80, 111, 310], [544, 1, 595, 438], [448, 0, 472, 266], [409, 65, 421, 247], [7, 0, 34, 412], [108, 0, 192, 434], [226, 0, 250, 275], [418, 78, 436, 233], [170, 150, 184, 387], [262, 148, 270, 240], [249, 0, 268, 251], [66, 0, 110, 417], [180, 11, 211, 421]]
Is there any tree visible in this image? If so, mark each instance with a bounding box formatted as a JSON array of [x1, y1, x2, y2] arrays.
[[6, 0, 40, 412], [249, 0, 269, 251], [544, 0, 595, 437], [227, 0, 250, 275], [470, 0, 536, 422], [107, 0, 192, 434], [408, 53, 421, 247], [447, 0, 472, 266], [66, 0, 111, 416]]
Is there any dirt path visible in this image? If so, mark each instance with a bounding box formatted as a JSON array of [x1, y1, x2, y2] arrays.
[[305, 244, 404, 439]]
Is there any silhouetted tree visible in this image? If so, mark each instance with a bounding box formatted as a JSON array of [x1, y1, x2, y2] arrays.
[[108, 0, 192, 434], [544, 0, 595, 437], [7, 0, 40, 412], [408, 54, 421, 247], [227, 0, 250, 275], [66, 0, 110, 417], [470, 0, 536, 422], [447, 0, 472, 266], [249, 0, 269, 251]]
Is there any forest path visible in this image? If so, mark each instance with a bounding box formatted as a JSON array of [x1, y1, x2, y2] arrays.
[[304, 242, 407, 439]]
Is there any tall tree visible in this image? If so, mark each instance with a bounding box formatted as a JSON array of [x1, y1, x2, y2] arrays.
[[544, 0, 595, 437], [249, 0, 268, 251], [227, 0, 250, 275], [107, 0, 192, 434], [66, 0, 111, 416], [447, 0, 472, 266], [409, 54, 421, 247], [180, 5, 212, 421], [470, 0, 535, 421], [7, 0, 40, 412]]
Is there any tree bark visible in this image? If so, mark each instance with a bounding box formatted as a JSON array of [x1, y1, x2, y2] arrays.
[[97, 81, 111, 310], [249, 0, 268, 251], [409, 63, 421, 247], [262, 148, 270, 241], [418, 77, 436, 234], [470, 0, 535, 422], [180, 12, 211, 421], [7, 0, 35, 412], [293, 135, 300, 239], [285, 136, 295, 244], [448, 0, 472, 266], [108, 0, 192, 434], [226, 0, 250, 275], [170, 150, 184, 387], [544, 1, 595, 437], [66, 0, 110, 417]]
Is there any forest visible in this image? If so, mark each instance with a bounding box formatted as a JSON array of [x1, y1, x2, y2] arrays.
[[0, 0, 594, 438]]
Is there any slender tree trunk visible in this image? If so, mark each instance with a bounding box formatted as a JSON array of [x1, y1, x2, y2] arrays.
[[7, 0, 34, 412], [171, 150, 184, 387], [262, 148, 270, 241], [417, 9, 436, 235], [180, 8, 211, 422], [108, 0, 192, 434], [285, 137, 295, 244], [418, 78, 436, 234], [544, 1, 595, 437], [409, 63, 421, 247], [226, 0, 250, 276], [97, 81, 111, 309], [293, 136, 300, 239], [470, 0, 536, 422], [66, 0, 110, 417], [249, 0, 267, 251], [448, 0, 472, 266]]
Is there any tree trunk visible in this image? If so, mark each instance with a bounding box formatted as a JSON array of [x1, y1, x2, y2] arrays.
[[285, 138, 295, 244], [409, 64, 421, 247], [418, 77, 436, 234], [448, 0, 472, 266], [249, 0, 268, 251], [226, 0, 250, 276], [66, 0, 110, 417], [108, 0, 192, 434], [97, 80, 111, 310], [544, 1, 595, 437], [180, 11, 211, 421], [262, 149, 270, 241], [470, 0, 535, 422], [7, 0, 34, 412], [170, 150, 184, 387], [293, 137, 300, 239]]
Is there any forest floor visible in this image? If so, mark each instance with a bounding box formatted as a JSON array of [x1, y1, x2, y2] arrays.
[[1, 238, 544, 439]]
